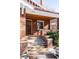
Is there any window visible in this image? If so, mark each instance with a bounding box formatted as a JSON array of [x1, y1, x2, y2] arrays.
[[37, 20, 44, 30]]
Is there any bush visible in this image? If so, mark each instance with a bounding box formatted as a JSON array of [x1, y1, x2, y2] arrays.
[[47, 32, 59, 47]]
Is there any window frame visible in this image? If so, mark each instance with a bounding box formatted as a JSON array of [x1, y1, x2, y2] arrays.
[[37, 20, 44, 30]]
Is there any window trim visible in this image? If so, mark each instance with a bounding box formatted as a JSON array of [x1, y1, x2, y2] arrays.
[[37, 20, 44, 30]]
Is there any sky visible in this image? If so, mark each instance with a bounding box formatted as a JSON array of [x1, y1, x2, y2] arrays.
[[34, 0, 59, 12]]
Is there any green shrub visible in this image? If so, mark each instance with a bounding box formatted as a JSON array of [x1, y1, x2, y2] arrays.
[[47, 32, 59, 47]]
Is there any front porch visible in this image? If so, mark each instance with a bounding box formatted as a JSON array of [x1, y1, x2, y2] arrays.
[[20, 13, 58, 56], [26, 13, 53, 36], [20, 0, 59, 59]]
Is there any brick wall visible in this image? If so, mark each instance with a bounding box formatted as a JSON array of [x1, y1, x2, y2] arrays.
[[20, 16, 26, 39], [44, 20, 50, 30], [32, 20, 50, 36], [32, 20, 37, 36]]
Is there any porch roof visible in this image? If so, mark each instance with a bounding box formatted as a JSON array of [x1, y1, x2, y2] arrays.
[[26, 13, 56, 20], [26, 7, 59, 18]]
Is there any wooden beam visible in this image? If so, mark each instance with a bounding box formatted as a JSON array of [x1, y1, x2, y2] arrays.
[[26, 13, 54, 20]]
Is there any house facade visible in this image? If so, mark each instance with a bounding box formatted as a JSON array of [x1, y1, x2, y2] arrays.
[[20, 0, 59, 56]]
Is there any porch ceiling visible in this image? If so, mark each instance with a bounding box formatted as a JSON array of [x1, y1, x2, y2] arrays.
[[26, 13, 55, 20]]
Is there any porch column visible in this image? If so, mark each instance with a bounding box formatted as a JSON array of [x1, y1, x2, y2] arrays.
[[47, 38, 53, 48], [20, 16, 26, 39]]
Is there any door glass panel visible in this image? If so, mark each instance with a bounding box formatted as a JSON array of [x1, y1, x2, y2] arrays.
[[26, 20, 31, 35], [37, 20, 44, 30]]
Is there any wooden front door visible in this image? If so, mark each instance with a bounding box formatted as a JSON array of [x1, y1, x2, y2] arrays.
[[26, 20, 32, 35]]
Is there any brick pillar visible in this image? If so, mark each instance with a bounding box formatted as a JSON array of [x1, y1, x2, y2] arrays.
[[47, 38, 53, 48], [45, 36, 53, 48], [20, 17, 26, 39]]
